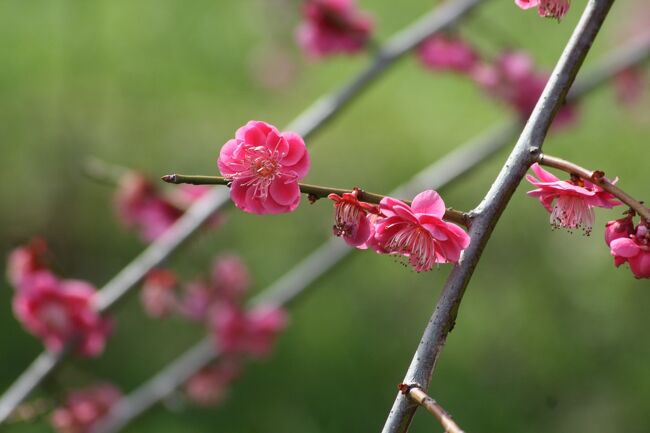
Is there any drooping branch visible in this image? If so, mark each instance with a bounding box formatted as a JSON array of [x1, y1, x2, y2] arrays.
[[537, 153, 650, 220], [397, 384, 466, 433], [87, 36, 650, 432], [161, 174, 470, 226], [382, 1, 616, 432], [0, 0, 486, 424]]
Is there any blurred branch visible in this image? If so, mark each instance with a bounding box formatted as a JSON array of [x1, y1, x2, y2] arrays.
[[82, 157, 129, 186], [86, 33, 649, 430], [397, 384, 466, 433], [0, 0, 486, 424], [161, 174, 470, 225], [538, 153, 650, 220], [381, 1, 615, 432]]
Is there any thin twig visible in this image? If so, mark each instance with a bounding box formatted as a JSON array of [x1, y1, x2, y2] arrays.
[[398, 384, 466, 433], [161, 174, 470, 226], [382, 1, 616, 432], [88, 37, 648, 432], [0, 0, 486, 424], [537, 153, 650, 220]]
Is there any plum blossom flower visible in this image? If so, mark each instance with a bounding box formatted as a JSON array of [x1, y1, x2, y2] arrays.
[[218, 121, 310, 215], [526, 163, 620, 234], [372, 190, 471, 272], [515, 0, 571, 20], [606, 216, 650, 279], [12, 272, 111, 357], [7, 238, 48, 288], [140, 269, 178, 318], [210, 303, 288, 358], [417, 34, 479, 74], [296, 0, 373, 57], [50, 383, 121, 433], [328, 189, 380, 247], [184, 362, 241, 406]]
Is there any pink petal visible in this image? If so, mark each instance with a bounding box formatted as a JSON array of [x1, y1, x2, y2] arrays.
[[610, 238, 640, 258], [411, 190, 445, 217], [280, 132, 307, 166], [270, 180, 301, 206], [530, 163, 559, 183], [515, 0, 540, 9]]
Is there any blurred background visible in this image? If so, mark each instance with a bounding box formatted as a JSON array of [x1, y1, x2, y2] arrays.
[[1, 0, 649, 432]]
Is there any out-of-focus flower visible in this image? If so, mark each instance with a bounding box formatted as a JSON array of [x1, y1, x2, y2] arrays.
[[218, 121, 310, 215], [515, 0, 571, 20], [184, 362, 241, 406], [614, 67, 644, 106], [140, 269, 178, 318], [7, 238, 48, 288], [417, 34, 479, 74], [50, 383, 121, 433], [180, 254, 251, 322], [114, 172, 220, 241], [526, 163, 620, 235], [328, 189, 380, 247], [606, 217, 650, 279], [13, 271, 111, 357], [473, 51, 577, 127], [296, 0, 373, 57], [210, 303, 288, 358], [372, 190, 471, 272]]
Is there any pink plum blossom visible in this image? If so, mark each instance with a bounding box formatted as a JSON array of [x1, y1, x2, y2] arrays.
[[210, 303, 287, 358], [515, 0, 571, 20], [184, 362, 241, 406], [526, 163, 620, 234], [296, 0, 373, 58], [218, 121, 310, 215], [372, 190, 471, 272], [606, 217, 650, 279], [140, 269, 178, 318], [50, 383, 121, 433], [328, 189, 380, 247], [417, 34, 479, 74], [12, 271, 111, 357], [7, 238, 48, 288]]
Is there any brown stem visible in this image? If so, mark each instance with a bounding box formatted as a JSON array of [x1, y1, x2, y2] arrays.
[[537, 153, 650, 220], [398, 384, 466, 433], [161, 174, 470, 226]]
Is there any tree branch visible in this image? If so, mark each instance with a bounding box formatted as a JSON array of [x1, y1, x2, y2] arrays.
[[161, 174, 470, 226], [381, 1, 616, 432], [397, 384, 466, 433], [0, 0, 486, 424]]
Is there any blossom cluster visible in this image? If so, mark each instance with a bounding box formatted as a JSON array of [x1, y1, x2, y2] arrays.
[[416, 35, 576, 126], [606, 213, 650, 279], [7, 240, 111, 357], [139, 254, 287, 406], [329, 190, 471, 272], [115, 171, 221, 241], [50, 383, 121, 433]]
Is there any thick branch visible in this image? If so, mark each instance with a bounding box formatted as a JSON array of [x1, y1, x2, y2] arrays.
[[537, 153, 650, 220], [382, 1, 616, 432], [0, 0, 486, 424], [161, 174, 470, 226], [398, 384, 466, 433]]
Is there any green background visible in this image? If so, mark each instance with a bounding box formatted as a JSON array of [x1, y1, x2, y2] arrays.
[[1, 0, 649, 432]]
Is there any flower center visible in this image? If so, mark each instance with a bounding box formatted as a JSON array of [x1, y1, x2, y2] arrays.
[[333, 201, 364, 238], [387, 224, 435, 272], [551, 195, 594, 235]]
